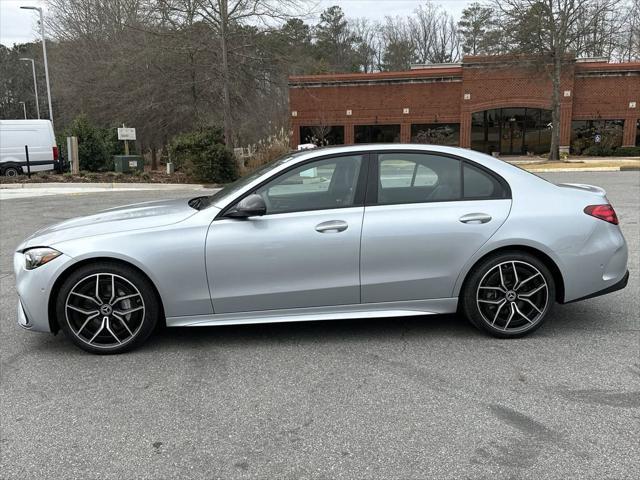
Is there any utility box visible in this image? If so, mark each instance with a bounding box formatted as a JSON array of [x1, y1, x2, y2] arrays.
[[113, 155, 144, 173]]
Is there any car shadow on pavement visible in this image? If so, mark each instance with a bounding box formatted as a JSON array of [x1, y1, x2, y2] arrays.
[[149, 313, 476, 350], [8, 300, 622, 357]]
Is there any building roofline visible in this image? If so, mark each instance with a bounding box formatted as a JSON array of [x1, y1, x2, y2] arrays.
[[574, 61, 640, 72], [288, 67, 462, 85], [288, 57, 640, 86]]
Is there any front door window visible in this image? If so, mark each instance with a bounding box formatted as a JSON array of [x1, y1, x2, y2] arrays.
[[255, 155, 363, 214]]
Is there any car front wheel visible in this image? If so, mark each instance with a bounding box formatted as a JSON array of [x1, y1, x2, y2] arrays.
[[56, 262, 159, 354], [461, 251, 555, 338]]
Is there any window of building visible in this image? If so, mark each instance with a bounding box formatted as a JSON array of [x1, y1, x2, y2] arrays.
[[354, 124, 400, 143], [410, 124, 460, 146], [471, 110, 501, 154], [471, 108, 552, 155], [571, 120, 624, 154], [256, 155, 363, 214], [636, 119, 640, 147], [376, 153, 461, 204], [299, 125, 345, 146]]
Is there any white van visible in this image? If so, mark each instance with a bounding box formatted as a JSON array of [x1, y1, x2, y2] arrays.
[[0, 120, 59, 176]]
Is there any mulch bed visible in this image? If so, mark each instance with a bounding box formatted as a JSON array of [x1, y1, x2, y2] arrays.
[[0, 171, 200, 184]]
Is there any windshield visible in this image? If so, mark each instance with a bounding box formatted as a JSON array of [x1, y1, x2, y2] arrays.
[[194, 152, 302, 209]]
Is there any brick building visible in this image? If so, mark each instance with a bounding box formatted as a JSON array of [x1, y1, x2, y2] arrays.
[[288, 55, 640, 155]]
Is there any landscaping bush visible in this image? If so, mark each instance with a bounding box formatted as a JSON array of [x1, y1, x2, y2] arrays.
[[60, 115, 110, 171], [583, 145, 614, 156], [168, 127, 238, 183], [612, 146, 640, 157], [58, 115, 135, 171], [244, 128, 292, 173]]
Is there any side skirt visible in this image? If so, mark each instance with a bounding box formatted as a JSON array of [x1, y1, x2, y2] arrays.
[[166, 298, 458, 327]]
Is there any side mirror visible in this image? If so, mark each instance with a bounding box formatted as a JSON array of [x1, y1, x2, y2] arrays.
[[226, 194, 267, 218]]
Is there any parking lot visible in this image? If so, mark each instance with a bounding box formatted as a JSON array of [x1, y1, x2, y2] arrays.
[[1, 171, 638, 479]]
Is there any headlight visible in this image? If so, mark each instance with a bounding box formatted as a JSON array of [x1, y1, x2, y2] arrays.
[[24, 247, 62, 270]]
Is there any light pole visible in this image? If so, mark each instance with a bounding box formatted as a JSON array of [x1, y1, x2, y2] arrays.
[[19, 101, 27, 119], [19, 57, 40, 119], [20, 6, 53, 128]]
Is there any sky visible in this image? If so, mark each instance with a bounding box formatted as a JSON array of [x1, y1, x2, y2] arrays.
[[0, 0, 469, 47]]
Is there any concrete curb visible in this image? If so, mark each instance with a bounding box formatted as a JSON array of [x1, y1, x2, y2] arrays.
[[2, 165, 638, 190], [0, 182, 209, 190], [526, 166, 624, 173], [526, 166, 640, 173]]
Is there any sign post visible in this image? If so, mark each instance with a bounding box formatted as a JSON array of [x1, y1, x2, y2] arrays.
[[117, 125, 136, 155], [24, 145, 31, 179], [67, 136, 79, 174]]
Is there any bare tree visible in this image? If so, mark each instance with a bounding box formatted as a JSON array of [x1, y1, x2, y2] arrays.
[[495, 0, 621, 161], [409, 2, 461, 64], [188, 1, 307, 147], [379, 16, 414, 70], [617, 0, 640, 60], [351, 18, 380, 73]]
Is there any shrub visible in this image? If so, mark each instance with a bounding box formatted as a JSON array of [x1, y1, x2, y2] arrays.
[[612, 146, 640, 157], [169, 127, 238, 183], [62, 115, 111, 171], [583, 145, 614, 156], [58, 116, 137, 172]]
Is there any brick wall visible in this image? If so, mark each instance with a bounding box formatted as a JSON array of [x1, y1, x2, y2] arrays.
[[289, 56, 640, 149]]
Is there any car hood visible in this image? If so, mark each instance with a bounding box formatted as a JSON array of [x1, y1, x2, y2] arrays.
[[19, 198, 198, 249]]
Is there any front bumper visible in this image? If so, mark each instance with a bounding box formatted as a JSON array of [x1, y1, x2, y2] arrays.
[[13, 250, 75, 333], [17, 299, 32, 329]]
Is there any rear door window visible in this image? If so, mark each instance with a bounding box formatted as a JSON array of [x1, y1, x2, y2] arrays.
[[376, 153, 461, 204]]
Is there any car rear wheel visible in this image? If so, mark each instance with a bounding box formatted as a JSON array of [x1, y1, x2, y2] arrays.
[[461, 251, 555, 338], [56, 262, 159, 354]]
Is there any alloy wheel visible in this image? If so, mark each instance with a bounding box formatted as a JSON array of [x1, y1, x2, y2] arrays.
[[65, 273, 145, 349], [476, 260, 549, 333]]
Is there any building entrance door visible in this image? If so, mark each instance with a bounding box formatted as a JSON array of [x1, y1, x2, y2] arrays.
[[501, 117, 524, 155]]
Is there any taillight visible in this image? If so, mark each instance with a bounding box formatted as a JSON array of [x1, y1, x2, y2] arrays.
[[53, 146, 59, 161], [584, 204, 619, 225]]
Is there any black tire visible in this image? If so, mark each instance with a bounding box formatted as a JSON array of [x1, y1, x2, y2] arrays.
[[56, 262, 160, 354], [3, 166, 21, 177], [461, 251, 555, 338]]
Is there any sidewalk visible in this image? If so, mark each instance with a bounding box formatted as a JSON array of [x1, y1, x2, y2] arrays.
[[492, 155, 639, 172], [0, 183, 214, 200], [504, 155, 640, 164]]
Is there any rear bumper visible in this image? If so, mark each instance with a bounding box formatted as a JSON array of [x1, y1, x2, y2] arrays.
[[564, 270, 629, 304]]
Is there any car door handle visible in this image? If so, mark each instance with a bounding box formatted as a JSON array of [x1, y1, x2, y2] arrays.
[[459, 213, 492, 224], [315, 220, 348, 233]]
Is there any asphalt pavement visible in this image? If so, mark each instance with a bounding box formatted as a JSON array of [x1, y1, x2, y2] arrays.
[[1, 172, 638, 479]]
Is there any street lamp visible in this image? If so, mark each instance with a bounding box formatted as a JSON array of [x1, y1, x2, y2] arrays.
[[19, 57, 40, 119], [20, 6, 53, 127], [19, 101, 27, 119]]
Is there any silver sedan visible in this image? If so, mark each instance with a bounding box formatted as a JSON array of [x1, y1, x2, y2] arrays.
[[14, 145, 629, 353]]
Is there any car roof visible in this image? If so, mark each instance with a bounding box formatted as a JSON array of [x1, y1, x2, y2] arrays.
[[210, 143, 543, 210], [289, 144, 513, 173]]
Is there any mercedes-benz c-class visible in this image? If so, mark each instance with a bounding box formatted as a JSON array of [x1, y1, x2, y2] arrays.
[[14, 145, 628, 353]]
